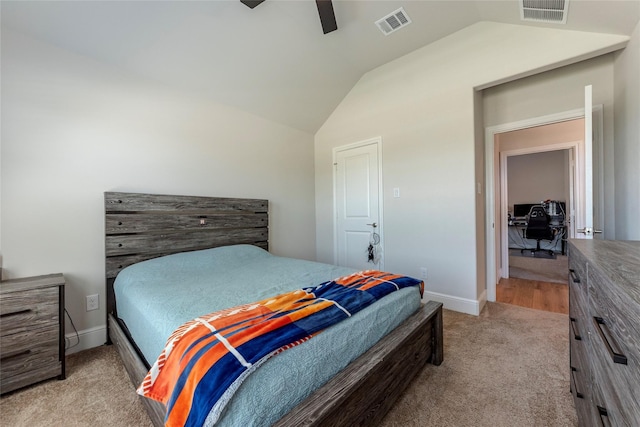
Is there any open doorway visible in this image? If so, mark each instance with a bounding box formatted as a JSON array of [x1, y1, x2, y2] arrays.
[[504, 150, 570, 280], [494, 122, 581, 314], [498, 148, 573, 314], [485, 105, 604, 313]]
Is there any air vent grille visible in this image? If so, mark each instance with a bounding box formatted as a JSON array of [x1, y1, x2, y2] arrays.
[[520, 0, 569, 24], [375, 7, 411, 35]]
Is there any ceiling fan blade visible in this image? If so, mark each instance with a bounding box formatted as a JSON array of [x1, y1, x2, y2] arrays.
[[316, 0, 337, 34], [241, 0, 265, 9]]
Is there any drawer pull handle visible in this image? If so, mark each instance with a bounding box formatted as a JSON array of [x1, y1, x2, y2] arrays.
[[594, 317, 627, 365], [570, 366, 584, 398], [0, 309, 31, 318], [597, 406, 611, 427], [569, 269, 580, 283], [0, 349, 31, 361], [570, 317, 582, 340]]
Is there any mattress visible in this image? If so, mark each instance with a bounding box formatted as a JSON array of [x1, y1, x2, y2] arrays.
[[114, 244, 421, 426]]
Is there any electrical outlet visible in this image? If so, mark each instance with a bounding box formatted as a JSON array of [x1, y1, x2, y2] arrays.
[[420, 267, 428, 279], [86, 294, 99, 311]]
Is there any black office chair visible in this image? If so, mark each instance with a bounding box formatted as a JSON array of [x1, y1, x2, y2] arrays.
[[521, 205, 555, 257]]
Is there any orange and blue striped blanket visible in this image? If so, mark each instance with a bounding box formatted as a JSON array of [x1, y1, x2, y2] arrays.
[[137, 270, 423, 427]]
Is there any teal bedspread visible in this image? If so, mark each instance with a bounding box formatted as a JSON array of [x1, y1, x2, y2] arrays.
[[114, 245, 421, 426]]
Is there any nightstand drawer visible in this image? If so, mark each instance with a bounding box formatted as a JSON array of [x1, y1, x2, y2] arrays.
[[0, 273, 65, 394], [0, 287, 59, 336], [0, 325, 60, 393]]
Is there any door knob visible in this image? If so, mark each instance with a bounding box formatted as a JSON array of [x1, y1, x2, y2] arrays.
[[366, 222, 378, 228], [577, 227, 603, 235]]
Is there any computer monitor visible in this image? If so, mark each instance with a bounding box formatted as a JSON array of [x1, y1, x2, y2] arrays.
[[513, 203, 536, 217]]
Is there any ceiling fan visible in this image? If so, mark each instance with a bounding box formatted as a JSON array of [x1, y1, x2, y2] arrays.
[[241, 0, 338, 34]]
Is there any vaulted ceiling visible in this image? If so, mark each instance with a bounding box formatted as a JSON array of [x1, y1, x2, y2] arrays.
[[2, 1, 638, 133]]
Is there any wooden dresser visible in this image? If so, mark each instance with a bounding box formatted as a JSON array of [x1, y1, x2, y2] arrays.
[[568, 239, 640, 425], [0, 273, 66, 394]]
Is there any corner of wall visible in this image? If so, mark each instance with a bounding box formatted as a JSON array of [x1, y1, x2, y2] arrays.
[[65, 325, 107, 355], [613, 20, 640, 240], [423, 290, 485, 316]]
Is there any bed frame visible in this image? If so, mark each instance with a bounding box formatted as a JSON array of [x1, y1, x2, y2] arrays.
[[105, 191, 443, 427]]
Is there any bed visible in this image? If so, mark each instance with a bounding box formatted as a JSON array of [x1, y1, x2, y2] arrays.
[[105, 191, 443, 427]]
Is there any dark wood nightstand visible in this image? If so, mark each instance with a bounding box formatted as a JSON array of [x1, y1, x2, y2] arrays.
[[0, 273, 66, 394]]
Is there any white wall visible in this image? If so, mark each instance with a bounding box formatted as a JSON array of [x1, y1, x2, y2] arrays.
[[497, 119, 582, 217], [485, 54, 617, 239], [614, 21, 640, 240], [315, 22, 628, 315], [507, 151, 568, 210], [0, 29, 316, 352]]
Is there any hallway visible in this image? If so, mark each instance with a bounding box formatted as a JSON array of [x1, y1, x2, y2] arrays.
[[496, 277, 569, 314]]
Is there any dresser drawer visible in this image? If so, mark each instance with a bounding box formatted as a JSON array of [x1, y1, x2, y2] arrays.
[[569, 290, 587, 342], [571, 375, 593, 427], [568, 258, 587, 307], [570, 335, 588, 377], [568, 249, 587, 287], [589, 322, 640, 424], [588, 268, 640, 424], [0, 287, 59, 336], [568, 258, 588, 324], [568, 240, 640, 427], [589, 380, 615, 427]]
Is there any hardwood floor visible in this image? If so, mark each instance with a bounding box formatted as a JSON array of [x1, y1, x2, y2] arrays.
[[497, 277, 569, 314]]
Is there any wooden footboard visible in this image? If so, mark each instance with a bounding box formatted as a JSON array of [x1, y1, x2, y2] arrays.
[[275, 300, 443, 427], [109, 301, 443, 427]]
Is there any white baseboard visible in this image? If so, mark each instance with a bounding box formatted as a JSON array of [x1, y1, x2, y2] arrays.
[[423, 290, 485, 316], [65, 325, 107, 355]]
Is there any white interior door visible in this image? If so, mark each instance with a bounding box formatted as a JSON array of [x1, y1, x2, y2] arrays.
[[334, 140, 382, 270], [576, 85, 598, 239]]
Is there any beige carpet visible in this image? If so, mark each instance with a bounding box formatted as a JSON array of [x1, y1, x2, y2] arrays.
[[1, 302, 577, 427]]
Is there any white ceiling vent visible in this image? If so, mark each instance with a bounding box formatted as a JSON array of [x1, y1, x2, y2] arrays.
[[520, 0, 569, 24], [375, 7, 411, 36]]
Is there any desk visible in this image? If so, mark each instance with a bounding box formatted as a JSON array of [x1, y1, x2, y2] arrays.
[[508, 221, 567, 255]]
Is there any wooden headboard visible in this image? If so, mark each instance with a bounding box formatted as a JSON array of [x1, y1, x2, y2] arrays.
[[105, 192, 268, 317]]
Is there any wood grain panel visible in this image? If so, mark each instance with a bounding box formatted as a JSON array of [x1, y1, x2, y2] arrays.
[[0, 274, 65, 394], [568, 239, 640, 426], [0, 359, 61, 394], [108, 314, 165, 426], [105, 192, 269, 284], [0, 288, 59, 335], [588, 265, 640, 424], [105, 192, 267, 213], [0, 325, 59, 373], [106, 212, 267, 234], [106, 228, 267, 256]]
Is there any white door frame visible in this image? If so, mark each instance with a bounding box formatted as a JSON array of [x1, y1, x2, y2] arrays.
[[332, 137, 384, 269], [484, 106, 603, 301]]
